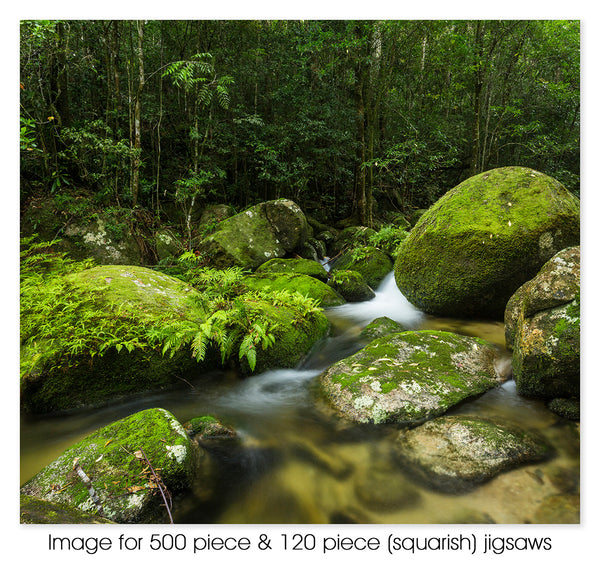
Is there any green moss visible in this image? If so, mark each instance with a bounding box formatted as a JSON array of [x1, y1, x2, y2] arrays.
[[320, 330, 499, 425], [20, 494, 115, 524], [196, 199, 308, 269], [332, 245, 393, 288], [359, 316, 406, 341], [242, 299, 330, 373], [242, 272, 345, 307], [185, 415, 237, 439], [394, 167, 580, 319], [20, 264, 207, 413], [20, 408, 197, 523], [328, 269, 375, 302], [256, 257, 329, 282]]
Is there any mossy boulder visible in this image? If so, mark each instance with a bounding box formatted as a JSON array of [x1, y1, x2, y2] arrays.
[[242, 272, 345, 307], [359, 316, 406, 341], [195, 199, 309, 269], [256, 257, 329, 282], [20, 494, 116, 523], [155, 228, 184, 261], [238, 297, 331, 374], [331, 246, 393, 288], [20, 265, 203, 413], [20, 408, 204, 523], [20, 265, 332, 413], [394, 167, 580, 319], [395, 415, 552, 492], [547, 398, 580, 420], [199, 203, 236, 226], [20, 193, 144, 265], [327, 269, 376, 302], [318, 330, 501, 426], [505, 246, 580, 399]]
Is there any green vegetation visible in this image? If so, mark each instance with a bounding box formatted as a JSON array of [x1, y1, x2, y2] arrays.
[[20, 240, 329, 393], [20, 20, 579, 229]]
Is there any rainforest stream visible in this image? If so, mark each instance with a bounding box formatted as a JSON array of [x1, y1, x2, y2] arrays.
[[20, 273, 580, 524]]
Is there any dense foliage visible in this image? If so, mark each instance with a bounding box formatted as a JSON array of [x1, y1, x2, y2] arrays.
[[20, 20, 579, 227], [20, 239, 325, 376]]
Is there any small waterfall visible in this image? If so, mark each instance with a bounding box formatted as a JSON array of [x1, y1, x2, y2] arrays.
[[327, 272, 424, 328]]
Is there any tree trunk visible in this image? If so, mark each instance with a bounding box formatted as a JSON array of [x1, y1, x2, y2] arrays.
[[131, 20, 145, 207], [470, 21, 484, 176]]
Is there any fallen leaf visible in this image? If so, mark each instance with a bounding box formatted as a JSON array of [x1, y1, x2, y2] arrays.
[[126, 485, 146, 493]]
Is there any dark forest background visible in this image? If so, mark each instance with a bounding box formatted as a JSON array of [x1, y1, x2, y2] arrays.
[[19, 20, 579, 228]]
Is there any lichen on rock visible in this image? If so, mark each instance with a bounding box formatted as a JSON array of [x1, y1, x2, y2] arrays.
[[20, 408, 203, 523], [505, 246, 580, 399], [318, 330, 501, 426], [394, 415, 552, 492]]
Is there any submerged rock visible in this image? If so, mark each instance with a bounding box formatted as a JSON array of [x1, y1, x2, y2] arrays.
[[395, 415, 552, 492], [184, 415, 238, 443], [20, 409, 204, 523], [394, 167, 580, 319], [505, 246, 580, 400], [195, 199, 309, 269], [318, 330, 501, 426]]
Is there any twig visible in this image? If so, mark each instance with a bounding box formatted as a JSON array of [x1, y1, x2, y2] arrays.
[[174, 373, 198, 391], [137, 448, 174, 524], [72, 458, 105, 517], [322, 249, 344, 267]]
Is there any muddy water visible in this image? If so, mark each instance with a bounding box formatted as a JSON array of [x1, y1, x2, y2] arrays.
[[20, 273, 580, 524]]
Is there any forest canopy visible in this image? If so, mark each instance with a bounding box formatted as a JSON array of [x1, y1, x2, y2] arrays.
[[19, 20, 580, 226]]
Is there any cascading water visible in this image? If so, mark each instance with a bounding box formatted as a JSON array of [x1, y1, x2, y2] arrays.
[[20, 271, 579, 524], [326, 272, 424, 327]]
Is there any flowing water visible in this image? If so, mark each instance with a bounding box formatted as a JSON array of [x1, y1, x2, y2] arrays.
[[20, 273, 580, 524]]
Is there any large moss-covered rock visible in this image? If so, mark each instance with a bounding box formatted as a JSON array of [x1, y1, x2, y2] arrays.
[[394, 167, 580, 319], [20, 265, 203, 413], [20, 409, 203, 523], [242, 272, 345, 307], [395, 415, 552, 492], [318, 330, 501, 426], [256, 257, 329, 282], [505, 246, 580, 399], [195, 199, 309, 269], [20, 265, 331, 413], [331, 246, 393, 288]]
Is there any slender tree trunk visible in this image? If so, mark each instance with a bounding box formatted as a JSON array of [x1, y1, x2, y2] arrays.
[[155, 22, 164, 213], [470, 21, 484, 176], [131, 20, 145, 207]]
